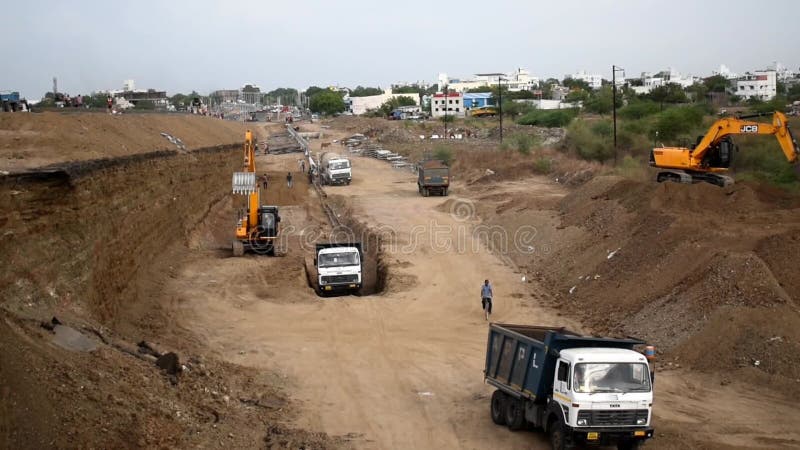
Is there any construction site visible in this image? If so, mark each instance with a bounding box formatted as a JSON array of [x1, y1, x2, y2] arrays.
[[1, 108, 799, 450]]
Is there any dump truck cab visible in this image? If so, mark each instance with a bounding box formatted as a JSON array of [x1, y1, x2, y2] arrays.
[[314, 243, 362, 295], [551, 348, 653, 447]]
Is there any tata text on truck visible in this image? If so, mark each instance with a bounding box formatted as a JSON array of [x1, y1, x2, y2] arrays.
[[485, 324, 654, 450]]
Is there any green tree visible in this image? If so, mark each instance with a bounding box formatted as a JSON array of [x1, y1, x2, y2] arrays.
[[501, 100, 534, 118], [562, 77, 591, 91], [703, 75, 730, 93], [305, 86, 326, 98], [350, 86, 383, 97], [467, 85, 493, 93], [583, 86, 618, 115], [309, 91, 346, 115], [685, 82, 709, 102], [647, 83, 688, 105], [433, 145, 453, 165], [378, 96, 417, 116], [565, 89, 589, 103], [788, 84, 800, 102], [266, 87, 299, 105]]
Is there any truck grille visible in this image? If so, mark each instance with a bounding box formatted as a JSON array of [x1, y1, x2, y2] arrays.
[[333, 173, 349, 179], [322, 274, 358, 284], [577, 409, 648, 426]]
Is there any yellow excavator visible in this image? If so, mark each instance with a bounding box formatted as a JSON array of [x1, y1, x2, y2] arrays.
[[232, 130, 280, 256], [649, 111, 799, 186]]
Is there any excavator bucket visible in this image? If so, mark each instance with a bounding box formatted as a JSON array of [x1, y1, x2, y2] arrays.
[[232, 172, 256, 194]]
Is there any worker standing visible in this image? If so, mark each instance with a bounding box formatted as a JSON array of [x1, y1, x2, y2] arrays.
[[481, 279, 493, 321], [287, 172, 293, 188], [262, 174, 268, 190], [106, 95, 113, 114]]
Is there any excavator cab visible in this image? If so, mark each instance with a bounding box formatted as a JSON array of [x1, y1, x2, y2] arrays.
[[702, 137, 736, 168]]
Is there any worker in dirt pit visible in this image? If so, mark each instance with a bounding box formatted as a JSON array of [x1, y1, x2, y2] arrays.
[[262, 174, 268, 190], [481, 279, 493, 321], [287, 172, 293, 188], [301, 160, 305, 173]]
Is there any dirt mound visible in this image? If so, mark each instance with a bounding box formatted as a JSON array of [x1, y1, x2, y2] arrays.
[[475, 175, 800, 391], [0, 112, 246, 171]]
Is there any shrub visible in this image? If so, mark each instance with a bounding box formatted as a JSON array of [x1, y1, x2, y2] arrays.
[[563, 119, 615, 163], [733, 136, 799, 186], [433, 145, 453, 166], [533, 157, 553, 174], [652, 106, 705, 141], [618, 100, 660, 120], [510, 133, 537, 155], [517, 108, 578, 127]]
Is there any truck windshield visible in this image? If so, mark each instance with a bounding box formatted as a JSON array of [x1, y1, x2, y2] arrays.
[[330, 161, 350, 170], [573, 363, 651, 393], [318, 251, 359, 268]]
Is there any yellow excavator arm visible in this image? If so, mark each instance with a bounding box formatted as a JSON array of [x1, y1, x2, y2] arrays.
[[650, 111, 799, 186]]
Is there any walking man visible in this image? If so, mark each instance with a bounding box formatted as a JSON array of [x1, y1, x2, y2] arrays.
[[262, 174, 268, 190], [286, 171, 293, 188], [481, 279, 493, 321]]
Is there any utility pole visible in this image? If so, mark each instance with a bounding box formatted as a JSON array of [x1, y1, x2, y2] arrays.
[[498, 76, 504, 143], [612, 65, 624, 165], [444, 85, 448, 139]]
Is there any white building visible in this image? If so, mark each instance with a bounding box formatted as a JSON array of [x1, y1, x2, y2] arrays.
[[123, 79, 135, 91], [713, 64, 738, 80], [630, 68, 698, 95], [437, 68, 538, 93], [569, 70, 603, 89], [345, 89, 420, 115], [431, 92, 464, 118], [735, 70, 777, 101]]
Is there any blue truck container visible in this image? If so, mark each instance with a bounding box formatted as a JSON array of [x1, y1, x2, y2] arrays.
[[485, 324, 654, 449], [1, 91, 23, 112]]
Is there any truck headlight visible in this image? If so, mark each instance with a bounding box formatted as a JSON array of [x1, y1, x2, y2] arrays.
[[636, 418, 646, 425], [577, 418, 588, 426]]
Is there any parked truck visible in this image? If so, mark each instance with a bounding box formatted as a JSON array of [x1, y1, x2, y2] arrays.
[[312, 243, 362, 296], [319, 152, 352, 185], [485, 324, 654, 450], [417, 159, 450, 196], [1, 91, 27, 112]]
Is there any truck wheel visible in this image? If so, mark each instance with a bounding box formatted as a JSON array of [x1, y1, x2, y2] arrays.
[[549, 421, 567, 450], [505, 397, 525, 431], [490, 390, 507, 425], [232, 240, 244, 256]]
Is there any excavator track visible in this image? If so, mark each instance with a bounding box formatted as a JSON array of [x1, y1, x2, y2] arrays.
[[656, 170, 734, 187]]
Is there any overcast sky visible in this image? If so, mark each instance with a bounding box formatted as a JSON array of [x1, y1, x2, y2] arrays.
[[3, 0, 798, 99]]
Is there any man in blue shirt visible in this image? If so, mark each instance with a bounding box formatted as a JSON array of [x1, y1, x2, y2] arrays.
[[481, 279, 493, 321]]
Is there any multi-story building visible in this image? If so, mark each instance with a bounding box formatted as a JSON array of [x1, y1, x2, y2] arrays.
[[345, 90, 420, 115], [735, 70, 777, 101], [437, 68, 538, 93], [569, 70, 603, 89], [431, 92, 464, 118], [629, 68, 698, 95]]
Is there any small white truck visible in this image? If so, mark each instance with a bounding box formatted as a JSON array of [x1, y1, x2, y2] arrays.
[[319, 152, 352, 185], [313, 243, 362, 296]]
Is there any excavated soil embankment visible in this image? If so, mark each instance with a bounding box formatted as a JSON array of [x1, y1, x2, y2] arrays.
[[0, 117, 339, 448], [477, 176, 800, 394]]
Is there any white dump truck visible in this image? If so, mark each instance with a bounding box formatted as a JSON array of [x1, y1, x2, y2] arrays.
[[319, 152, 352, 185], [313, 243, 362, 296]]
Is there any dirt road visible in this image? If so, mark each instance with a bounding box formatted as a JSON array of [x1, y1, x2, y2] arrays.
[[175, 145, 575, 448]]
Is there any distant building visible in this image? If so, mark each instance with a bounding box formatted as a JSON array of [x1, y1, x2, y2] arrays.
[[345, 90, 420, 115], [551, 86, 570, 101], [431, 92, 464, 118], [210, 89, 239, 104], [569, 70, 603, 89], [437, 68, 538, 93], [735, 70, 777, 101], [463, 92, 493, 110], [713, 64, 738, 80], [123, 79, 135, 91], [629, 68, 697, 95], [240, 84, 262, 104]]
